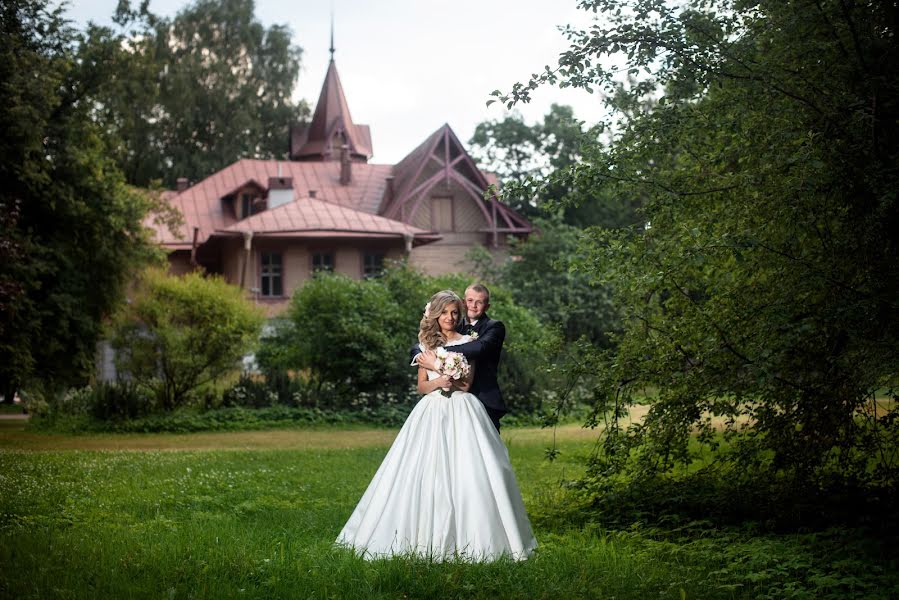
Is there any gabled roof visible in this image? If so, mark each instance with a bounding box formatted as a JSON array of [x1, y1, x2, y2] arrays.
[[290, 59, 372, 161], [380, 124, 532, 235], [147, 159, 395, 247], [218, 196, 438, 246]]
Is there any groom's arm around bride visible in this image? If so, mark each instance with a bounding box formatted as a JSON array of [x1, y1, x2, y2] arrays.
[[410, 284, 507, 430]]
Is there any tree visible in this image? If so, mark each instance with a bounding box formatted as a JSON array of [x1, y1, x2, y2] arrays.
[[498, 220, 620, 347], [112, 269, 264, 409], [497, 0, 899, 492], [80, 0, 308, 186], [470, 104, 641, 227], [0, 0, 164, 403]]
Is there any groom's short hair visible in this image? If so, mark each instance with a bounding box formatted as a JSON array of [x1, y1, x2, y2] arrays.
[[466, 283, 490, 302]]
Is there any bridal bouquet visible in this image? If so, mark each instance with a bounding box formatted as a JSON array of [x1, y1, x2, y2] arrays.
[[434, 347, 471, 395]]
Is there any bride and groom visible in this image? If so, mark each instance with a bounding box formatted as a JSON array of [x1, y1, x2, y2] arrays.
[[336, 284, 537, 561]]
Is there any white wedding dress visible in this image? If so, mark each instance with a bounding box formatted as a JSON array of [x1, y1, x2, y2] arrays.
[[335, 336, 537, 561]]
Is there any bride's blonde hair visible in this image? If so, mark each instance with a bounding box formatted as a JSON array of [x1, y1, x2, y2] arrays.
[[418, 290, 464, 350]]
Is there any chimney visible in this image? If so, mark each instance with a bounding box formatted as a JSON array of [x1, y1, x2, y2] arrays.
[[308, 190, 317, 199], [385, 175, 395, 203], [176, 177, 189, 192], [268, 176, 294, 209], [340, 144, 351, 185]]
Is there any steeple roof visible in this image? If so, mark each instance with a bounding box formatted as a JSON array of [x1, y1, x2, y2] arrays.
[[290, 59, 372, 162]]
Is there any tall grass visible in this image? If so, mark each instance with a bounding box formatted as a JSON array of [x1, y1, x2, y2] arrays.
[[0, 427, 895, 599]]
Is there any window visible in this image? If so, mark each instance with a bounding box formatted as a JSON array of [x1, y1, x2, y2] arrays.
[[363, 253, 384, 278], [432, 196, 453, 231], [312, 252, 334, 272], [240, 193, 252, 219], [260, 252, 283, 296]]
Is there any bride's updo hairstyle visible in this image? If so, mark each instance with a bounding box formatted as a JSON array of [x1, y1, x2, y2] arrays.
[[418, 290, 464, 350]]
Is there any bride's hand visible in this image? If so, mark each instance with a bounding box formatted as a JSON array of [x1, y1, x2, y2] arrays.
[[434, 375, 452, 392]]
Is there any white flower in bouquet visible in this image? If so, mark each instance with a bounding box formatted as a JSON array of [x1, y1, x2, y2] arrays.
[[433, 347, 471, 395]]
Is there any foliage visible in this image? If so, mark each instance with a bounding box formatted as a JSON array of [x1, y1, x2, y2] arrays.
[[469, 104, 641, 227], [29, 404, 418, 433], [79, 0, 308, 186], [0, 0, 165, 404], [496, 220, 620, 347], [281, 272, 412, 397], [496, 0, 899, 496], [256, 264, 558, 416], [112, 269, 264, 410], [470, 104, 583, 219]]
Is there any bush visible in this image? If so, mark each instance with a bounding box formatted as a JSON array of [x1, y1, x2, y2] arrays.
[[256, 265, 560, 417], [280, 271, 414, 397], [492, 220, 622, 348], [23, 380, 155, 426], [111, 269, 264, 410], [87, 381, 155, 420], [29, 403, 418, 433]]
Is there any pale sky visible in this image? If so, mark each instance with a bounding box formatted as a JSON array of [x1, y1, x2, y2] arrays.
[[62, 0, 605, 164]]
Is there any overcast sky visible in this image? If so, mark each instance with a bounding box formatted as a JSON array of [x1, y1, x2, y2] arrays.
[[61, 0, 605, 164]]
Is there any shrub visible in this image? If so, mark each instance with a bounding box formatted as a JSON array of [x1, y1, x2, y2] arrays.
[[87, 381, 155, 420], [256, 264, 558, 417], [111, 269, 264, 410], [283, 272, 411, 397]]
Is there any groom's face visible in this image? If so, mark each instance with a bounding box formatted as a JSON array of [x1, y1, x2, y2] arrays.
[[464, 289, 489, 321]]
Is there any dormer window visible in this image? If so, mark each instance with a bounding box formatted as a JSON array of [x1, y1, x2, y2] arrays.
[[237, 192, 266, 219], [240, 194, 253, 219]]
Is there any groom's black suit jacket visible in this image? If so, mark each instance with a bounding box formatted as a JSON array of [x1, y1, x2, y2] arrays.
[[411, 314, 507, 415]]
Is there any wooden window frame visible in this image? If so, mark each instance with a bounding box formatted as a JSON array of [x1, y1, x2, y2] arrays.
[[260, 251, 284, 297], [362, 252, 385, 279], [311, 250, 335, 273], [431, 195, 455, 232]]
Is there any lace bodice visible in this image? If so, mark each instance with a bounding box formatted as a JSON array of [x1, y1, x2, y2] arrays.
[[420, 335, 471, 380]]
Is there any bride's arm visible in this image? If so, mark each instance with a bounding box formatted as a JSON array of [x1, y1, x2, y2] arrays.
[[417, 367, 452, 394]]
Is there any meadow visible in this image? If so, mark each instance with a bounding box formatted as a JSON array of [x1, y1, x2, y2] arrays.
[[0, 420, 895, 599]]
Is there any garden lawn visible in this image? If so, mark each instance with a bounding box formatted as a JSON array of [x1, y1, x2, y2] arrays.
[[0, 424, 894, 599]]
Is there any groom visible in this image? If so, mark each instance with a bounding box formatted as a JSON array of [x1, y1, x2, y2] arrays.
[[413, 284, 507, 431]]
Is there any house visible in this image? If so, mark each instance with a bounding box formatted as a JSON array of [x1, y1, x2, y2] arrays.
[[149, 51, 532, 316]]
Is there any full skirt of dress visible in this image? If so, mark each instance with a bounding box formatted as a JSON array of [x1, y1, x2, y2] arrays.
[[335, 390, 537, 561]]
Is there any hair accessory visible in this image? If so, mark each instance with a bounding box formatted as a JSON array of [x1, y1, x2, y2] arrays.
[[423, 302, 431, 318]]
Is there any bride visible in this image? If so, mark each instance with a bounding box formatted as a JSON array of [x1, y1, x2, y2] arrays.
[[336, 290, 537, 561]]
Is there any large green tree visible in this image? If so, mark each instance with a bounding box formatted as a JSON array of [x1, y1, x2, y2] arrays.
[[81, 0, 308, 186], [0, 0, 163, 403], [498, 0, 899, 492], [470, 104, 640, 227]]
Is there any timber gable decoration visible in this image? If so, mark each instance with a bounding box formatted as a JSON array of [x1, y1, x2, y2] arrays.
[[149, 50, 533, 315]]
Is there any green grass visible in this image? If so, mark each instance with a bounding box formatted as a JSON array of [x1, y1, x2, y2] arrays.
[[0, 425, 896, 599]]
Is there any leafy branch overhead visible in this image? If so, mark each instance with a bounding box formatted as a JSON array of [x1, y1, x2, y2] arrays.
[[497, 0, 899, 494]]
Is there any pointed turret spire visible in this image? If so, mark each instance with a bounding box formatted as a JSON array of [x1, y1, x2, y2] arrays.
[[329, 11, 335, 59], [288, 26, 372, 162]]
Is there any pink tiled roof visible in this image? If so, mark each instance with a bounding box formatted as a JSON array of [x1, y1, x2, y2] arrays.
[[219, 196, 438, 245], [148, 159, 395, 246]]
